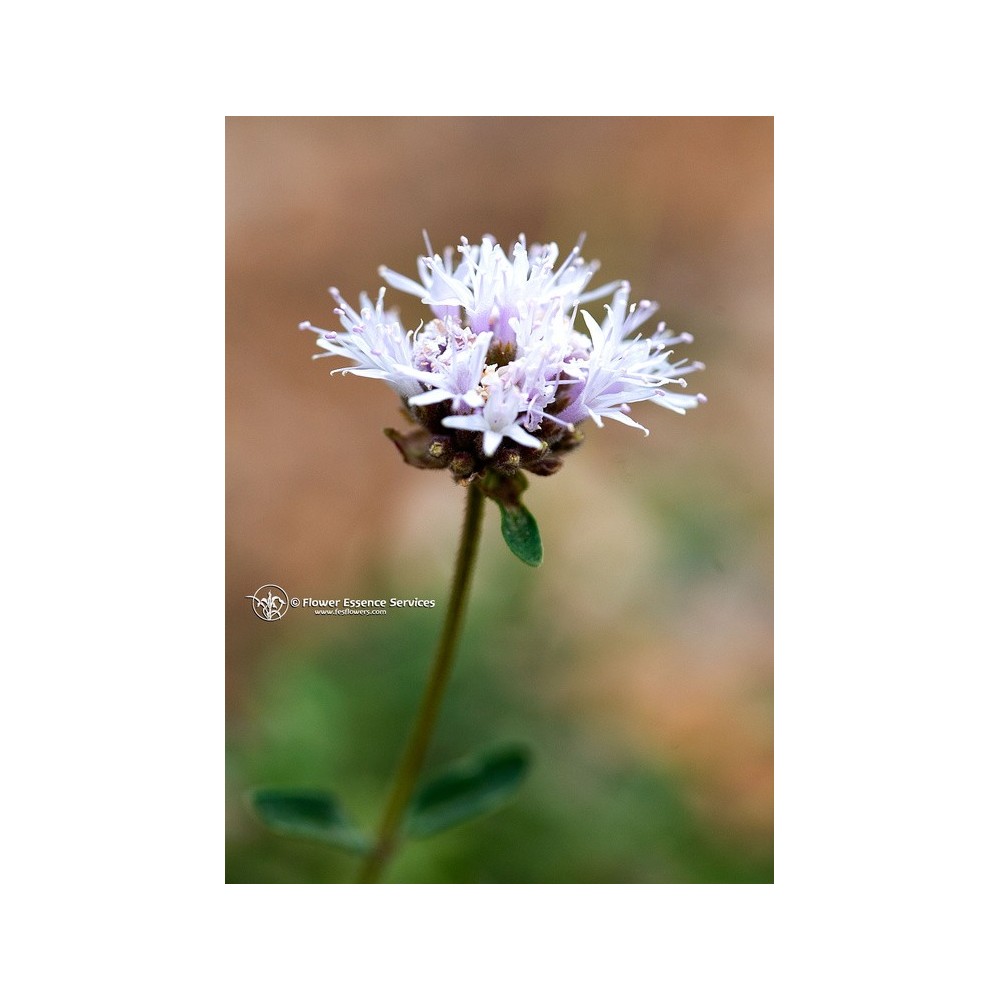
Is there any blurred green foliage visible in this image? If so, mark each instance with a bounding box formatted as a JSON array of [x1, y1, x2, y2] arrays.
[[226, 547, 772, 884]]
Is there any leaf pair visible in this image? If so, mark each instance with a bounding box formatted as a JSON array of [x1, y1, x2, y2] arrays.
[[250, 745, 531, 854]]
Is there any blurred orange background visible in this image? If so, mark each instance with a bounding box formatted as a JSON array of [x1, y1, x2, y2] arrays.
[[226, 117, 772, 882]]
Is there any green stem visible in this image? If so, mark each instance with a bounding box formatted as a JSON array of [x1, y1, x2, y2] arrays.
[[355, 484, 485, 883]]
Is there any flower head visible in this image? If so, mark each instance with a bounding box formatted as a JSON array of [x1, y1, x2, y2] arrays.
[[302, 233, 705, 482]]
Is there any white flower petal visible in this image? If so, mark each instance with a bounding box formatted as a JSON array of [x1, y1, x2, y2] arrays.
[[601, 410, 650, 435], [408, 388, 453, 406], [441, 415, 486, 432], [377, 266, 428, 299], [482, 431, 503, 456], [504, 424, 543, 450]]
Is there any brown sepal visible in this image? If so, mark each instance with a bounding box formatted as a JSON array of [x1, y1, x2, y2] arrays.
[[384, 427, 451, 470]]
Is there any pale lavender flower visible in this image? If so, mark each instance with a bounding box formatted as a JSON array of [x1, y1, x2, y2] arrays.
[[382, 234, 619, 350], [442, 381, 542, 457], [300, 287, 423, 401], [554, 285, 707, 432], [396, 324, 493, 411], [303, 233, 705, 481]]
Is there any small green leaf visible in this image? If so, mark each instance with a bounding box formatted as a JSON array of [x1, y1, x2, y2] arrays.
[[249, 789, 370, 854], [406, 745, 532, 839], [477, 471, 542, 566], [498, 502, 543, 567]]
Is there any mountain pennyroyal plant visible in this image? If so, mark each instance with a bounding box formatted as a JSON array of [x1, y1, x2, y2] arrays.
[[300, 233, 705, 484], [255, 234, 706, 883]]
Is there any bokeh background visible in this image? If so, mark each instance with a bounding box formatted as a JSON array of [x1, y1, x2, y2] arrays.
[[226, 117, 772, 883]]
